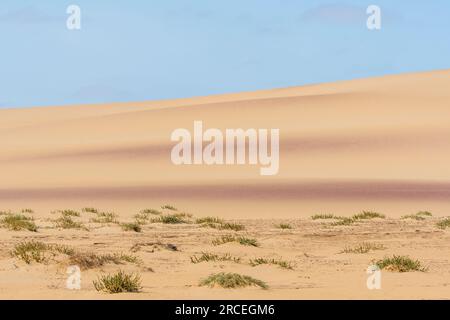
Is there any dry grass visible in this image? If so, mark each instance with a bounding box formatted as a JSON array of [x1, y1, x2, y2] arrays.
[[151, 213, 191, 224], [90, 211, 118, 224], [200, 272, 268, 289], [275, 223, 292, 229], [212, 235, 259, 247], [121, 222, 142, 232], [340, 242, 386, 254], [93, 270, 142, 293], [54, 216, 87, 230], [375, 255, 427, 272], [249, 258, 294, 270], [190, 252, 241, 264], [2, 214, 38, 232], [437, 217, 450, 229]]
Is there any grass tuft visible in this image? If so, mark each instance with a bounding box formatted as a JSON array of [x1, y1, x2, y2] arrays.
[[93, 270, 142, 293], [275, 223, 292, 229], [375, 255, 427, 272], [90, 211, 118, 224], [352, 211, 385, 220], [249, 258, 294, 270], [161, 204, 178, 211], [151, 213, 191, 224], [57, 210, 80, 218], [121, 222, 142, 232], [82, 207, 98, 214], [340, 242, 385, 254], [437, 217, 450, 229], [54, 216, 87, 230], [190, 252, 241, 264], [200, 272, 267, 289], [2, 214, 38, 232], [21, 209, 34, 214], [212, 235, 259, 247], [311, 214, 337, 220]]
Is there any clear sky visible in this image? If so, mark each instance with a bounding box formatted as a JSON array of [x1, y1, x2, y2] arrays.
[[1, 0, 449, 108]]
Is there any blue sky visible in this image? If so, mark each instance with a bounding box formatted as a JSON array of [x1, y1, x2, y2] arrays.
[[1, 0, 449, 108]]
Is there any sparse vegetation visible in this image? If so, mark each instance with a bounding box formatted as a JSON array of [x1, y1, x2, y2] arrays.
[[437, 217, 450, 229], [190, 252, 241, 264], [134, 209, 162, 224], [275, 223, 292, 229], [121, 222, 142, 232], [93, 270, 142, 293], [69, 252, 140, 269], [57, 210, 81, 218], [249, 258, 294, 270], [200, 272, 268, 289], [2, 214, 38, 232], [21, 209, 34, 214], [82, 207, 98, 214], [151, 213, 191, 224], [352, 211, 385, 220], [375, 255, 427, 272], [311, 214, 338, 220], [91, 211, 118, 224], [140, 208, 162, 215], [330, 217, 354, 226], [212, 235, 259, 247], [54, 216, 87, 230], [340, 242, 385, 254], [161, 204, 178, 211], [196, 216, 224, 224], [12, 241, 74, 264]]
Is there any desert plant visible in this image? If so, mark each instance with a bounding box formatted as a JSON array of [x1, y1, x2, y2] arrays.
[[249, 258, 294, 270], [2, 214, 38, 232], [200, 272, 267, 289], [93, 270, 142, 293], [352, 211, 385, 220], [121, 222, 142, 232], [276, 223, 292, 229], [151, 213, 190, 224], [212, 235, 259, 247], [437, 217, 450, 229], [190, 252, 241, 264], [11, 241, 48, 263], [54, 216, 87, 230], [91, 211, 118, 224], [82, 207, 98, 214], [21, 209, 34, 214], [57, 210, 80, 217], [311, 214, 338, 220], [340, 242, 385, 254], [375, 255, 426, 272], [161, 204, 178, 211]]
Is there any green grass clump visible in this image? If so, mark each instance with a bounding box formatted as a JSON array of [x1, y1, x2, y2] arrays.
[[54, 216, 87, 230], [330, 217, 354, 226], [11, 241, 75, 264], [57, 210, 80, 217], [200, 272, 268, 289], [340, 242, 385, 254], [352, 211, 385, 220], [437, 217, 450, 229], [402, 211, 432, 221], [140, 208, 162, 215], [2, 214, 38, 232], [375, 255, 427, 272], [151, 213, 191, 224], [121, 222, 142, 232], [249, 258, 294, 270], [196, 216, 224, 224], [311, 214, 338, 220], [212, 235, 259, 247], [82, 207, 98, 214], [91, 211, 118, 224], [190, 252, 241, 264], [93, 270, 142, 293], [69, 252, 140, 269], [275, 223, 292, 229], [161, 204, 178, 211], [12, 241, 48, 263]]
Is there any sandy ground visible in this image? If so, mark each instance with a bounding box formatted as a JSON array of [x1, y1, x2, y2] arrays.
[[0, 70, 449, 299]]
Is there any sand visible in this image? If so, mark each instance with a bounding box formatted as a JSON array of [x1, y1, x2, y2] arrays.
[[0, 70, 449, 299]]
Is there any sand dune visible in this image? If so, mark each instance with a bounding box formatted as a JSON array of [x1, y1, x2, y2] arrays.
[[0, 71, 449, 299], [1, 70, 450, 217]]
